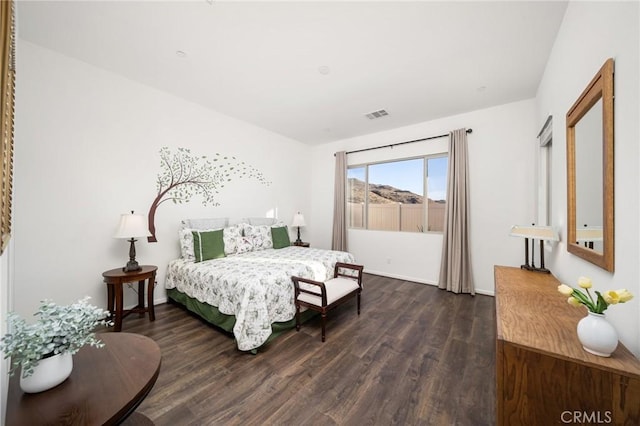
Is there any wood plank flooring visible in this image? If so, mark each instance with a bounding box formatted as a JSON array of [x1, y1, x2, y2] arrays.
[[118, 274, 496, 425]]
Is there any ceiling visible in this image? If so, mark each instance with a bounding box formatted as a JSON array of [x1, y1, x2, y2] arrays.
[[16, 1, 568, 145]]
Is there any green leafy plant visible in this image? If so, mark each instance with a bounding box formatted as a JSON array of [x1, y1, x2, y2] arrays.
[[558, 277, 633, 314], [0, 297, 112, 378]]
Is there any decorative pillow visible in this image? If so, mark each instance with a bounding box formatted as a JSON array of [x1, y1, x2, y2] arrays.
[[179, 228, 194, 260], [243, 224, 273, 250], [192, 229, 226, 263], [271, 226, 291, 249], [180, 227, 221, 260], [222, 225, 242, 255], [235, 236, 255, 254]]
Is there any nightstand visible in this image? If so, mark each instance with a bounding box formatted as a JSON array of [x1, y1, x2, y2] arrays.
[[102, 265, 157, 332], [292, 242, 310, 247]]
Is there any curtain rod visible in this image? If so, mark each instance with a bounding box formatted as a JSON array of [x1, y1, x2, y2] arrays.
[[339, 128, 472, 156]]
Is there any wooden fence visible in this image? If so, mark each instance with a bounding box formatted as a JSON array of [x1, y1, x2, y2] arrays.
[[348, 201, 445, 232]]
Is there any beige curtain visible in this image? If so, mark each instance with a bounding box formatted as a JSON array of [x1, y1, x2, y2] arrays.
[[332, 151, 348, 251], [438, 129, 474, 295]]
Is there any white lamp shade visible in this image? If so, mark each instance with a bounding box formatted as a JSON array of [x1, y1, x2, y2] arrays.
[[576, 226, 603, 242], [292, 213, 306, 227], [114, 213, 152, 239], [509, 225, 559, 241]]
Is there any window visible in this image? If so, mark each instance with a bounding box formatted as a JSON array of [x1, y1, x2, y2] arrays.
[[347, 154, 448, 233]]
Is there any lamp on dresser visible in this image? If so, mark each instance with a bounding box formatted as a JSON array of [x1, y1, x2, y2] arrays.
[[509, 224, 559, 273], [291, 212, 306, 245], [114, 211, 151, 272], [576, 225, 603, 250]]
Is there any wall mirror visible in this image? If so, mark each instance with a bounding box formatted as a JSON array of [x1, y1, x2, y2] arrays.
[[566, 58, 614, 272], [0, 0, 15, 255]]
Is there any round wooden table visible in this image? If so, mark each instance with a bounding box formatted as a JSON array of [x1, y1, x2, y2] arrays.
[[6, 333, 161, 425]]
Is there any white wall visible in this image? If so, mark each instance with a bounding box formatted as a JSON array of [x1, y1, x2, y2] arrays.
[[12, 40, 312, 317], [309, 99, 537, 295], [0, 243, 12, 426], [536, 1, 639, 355]]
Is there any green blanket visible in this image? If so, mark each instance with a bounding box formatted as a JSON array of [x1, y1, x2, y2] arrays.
[[166, 287, 316, 352]]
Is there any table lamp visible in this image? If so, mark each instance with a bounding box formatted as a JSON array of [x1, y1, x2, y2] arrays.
[[509, 224, 559, 273], [114, 211, 151, 272], [292, 212, 306, 245], [576, 225, 603, 250]]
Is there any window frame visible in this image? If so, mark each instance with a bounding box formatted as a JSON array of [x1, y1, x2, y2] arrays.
[[347, 152, 448, 234]]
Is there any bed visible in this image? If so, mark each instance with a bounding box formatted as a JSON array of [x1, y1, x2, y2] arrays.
[[165, 218, 355, 351]]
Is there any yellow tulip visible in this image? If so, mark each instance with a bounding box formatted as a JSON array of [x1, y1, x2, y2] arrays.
[[603, 290, 620, 305], [615, 289, 634, 303], [558, 284, 574, 296], [567, 296, 581, 307], [578, 276, 592, 289]]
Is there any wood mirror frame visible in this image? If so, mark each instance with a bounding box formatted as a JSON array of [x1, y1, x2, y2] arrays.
[[0, 0, 15, 255], [566, 58, 614, 272]]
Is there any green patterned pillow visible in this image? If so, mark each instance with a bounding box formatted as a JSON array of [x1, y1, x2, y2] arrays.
[[192, 229, 226, 262], [271, 226, 291, 249]]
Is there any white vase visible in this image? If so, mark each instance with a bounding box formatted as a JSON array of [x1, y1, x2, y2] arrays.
[[20, 352, 73, 393], [576, 312, 619, 357]]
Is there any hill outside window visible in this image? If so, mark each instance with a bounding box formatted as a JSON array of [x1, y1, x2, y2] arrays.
[[347, 154, 448, 233]]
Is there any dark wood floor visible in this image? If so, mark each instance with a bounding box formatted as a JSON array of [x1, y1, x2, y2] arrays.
[[120, 274, 496, 425]]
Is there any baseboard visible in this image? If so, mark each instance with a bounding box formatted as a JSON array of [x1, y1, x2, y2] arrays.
[[364, 269, 438, 286], [123, 296, 168, 311], [364, 270, 495, 297]]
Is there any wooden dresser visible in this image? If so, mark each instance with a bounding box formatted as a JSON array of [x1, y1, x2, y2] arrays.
[[494, 266, 640, 425]]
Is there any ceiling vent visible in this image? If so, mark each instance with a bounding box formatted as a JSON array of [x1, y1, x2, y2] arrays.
[[365, 109, 389, 120]]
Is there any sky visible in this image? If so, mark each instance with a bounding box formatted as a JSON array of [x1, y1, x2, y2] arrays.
[[348, 157, 448, 201]]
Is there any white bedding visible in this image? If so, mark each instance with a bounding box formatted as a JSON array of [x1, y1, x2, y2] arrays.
[[165, 246, 355, 350]]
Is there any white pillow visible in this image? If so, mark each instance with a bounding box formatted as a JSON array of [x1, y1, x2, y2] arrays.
[[180, 225, 242, 259], [235, 236, 255, 254], [179, 229, 194, 260], [222, 225, 242, 255], [243, 224, 273, 250]]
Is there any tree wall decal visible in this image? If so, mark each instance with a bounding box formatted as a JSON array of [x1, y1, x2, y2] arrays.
[[147, 147, 270, 242]]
